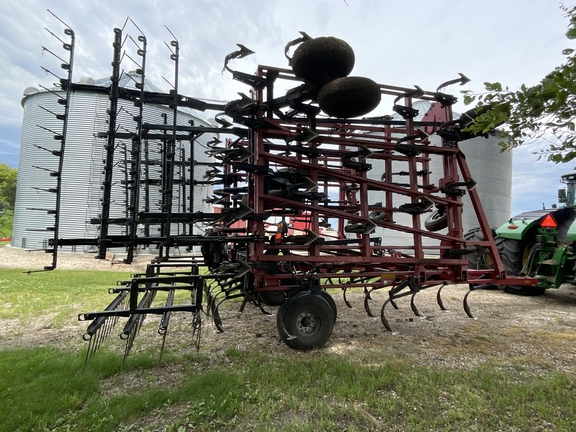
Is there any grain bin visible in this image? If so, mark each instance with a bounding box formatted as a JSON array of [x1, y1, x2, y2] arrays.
[[366, 100, 512, 252], [14, 72, 217, 254]]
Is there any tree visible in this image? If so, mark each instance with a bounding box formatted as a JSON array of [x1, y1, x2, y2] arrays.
[[0, 164, 17, 212], [463, 5, 576, 163]]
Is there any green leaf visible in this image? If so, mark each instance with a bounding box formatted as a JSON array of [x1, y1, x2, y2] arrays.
[[566, 27, 576, 39], [484, 82, 503, 92], [463, 95, 476, 105]]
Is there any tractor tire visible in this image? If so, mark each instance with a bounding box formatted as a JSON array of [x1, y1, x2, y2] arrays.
[[464, 227, 498, 289], [465, 227, 494, 270], [276, 292, 334, 350], [498, 237, 546, 296]]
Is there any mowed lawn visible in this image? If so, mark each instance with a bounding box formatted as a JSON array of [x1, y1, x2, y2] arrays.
[[1, 267, 576, 431]]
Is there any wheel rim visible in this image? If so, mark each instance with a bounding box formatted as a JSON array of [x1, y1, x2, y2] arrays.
[[277, 293, 335, 349], [296, 311, 320, 336]]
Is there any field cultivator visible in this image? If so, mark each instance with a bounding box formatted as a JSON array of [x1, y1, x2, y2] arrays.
[[32, 20, 541, 362]]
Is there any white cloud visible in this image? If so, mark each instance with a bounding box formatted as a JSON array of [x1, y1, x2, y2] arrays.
[[511, 137, 573, 215], [0, 0, 573, 220]]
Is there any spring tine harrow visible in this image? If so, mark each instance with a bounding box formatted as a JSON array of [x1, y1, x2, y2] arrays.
[[380, 297, 397, 332], [212, 289, 245, 331], [158, 288, 175, 361], [122, 289, 155, 363], [191, 310, 202, 351], [389, 296, 400, 310], [82, 291, 128, 367], [254, 293, 274, 315], [380, 278, 421, 332], [247, 292, 272, 316], [463, 289, 475, 318], [32, 23, 520, 356]]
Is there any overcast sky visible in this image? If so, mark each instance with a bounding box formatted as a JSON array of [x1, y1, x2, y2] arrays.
[[0, 0, 573, 216]]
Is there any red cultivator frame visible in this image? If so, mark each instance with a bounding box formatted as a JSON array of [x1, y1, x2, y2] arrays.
[[218, 64, 502, 348], [32, 23, 538, 361]]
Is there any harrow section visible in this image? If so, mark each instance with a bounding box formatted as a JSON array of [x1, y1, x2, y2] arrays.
[[29, 19, 538, 361]]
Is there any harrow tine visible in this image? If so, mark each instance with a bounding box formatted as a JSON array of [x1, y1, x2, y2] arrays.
[[122, 319, 140, 364], [206, 290, 221, 328], [253, 295, 273, 316], [238, 292, 250, 314], [204, 280, 219, 318], [464, 282, 495, 319], [121, 290, 155, 363], [436, 283, 448, 311], [213, 294, 241, 331], [379, 278, 422, 332], [212, 305, 224, 333], [82, 291, 128, 367], [192, 310, 202, 351], [158, 288, 175, 362], [83, 325, 101, 368]]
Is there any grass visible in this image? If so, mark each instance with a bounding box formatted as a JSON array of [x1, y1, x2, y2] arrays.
[[1, 268, 576, 431], [0, 209, 12, 239], [2, 346, 576, 431], [0, 269, 132, 325]]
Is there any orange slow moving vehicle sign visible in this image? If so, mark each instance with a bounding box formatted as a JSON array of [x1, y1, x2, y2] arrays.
[[541, 214, 558, 228]]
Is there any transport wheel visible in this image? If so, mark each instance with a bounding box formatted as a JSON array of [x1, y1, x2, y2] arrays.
[[424, 208, 448, 231], [259, 290, 286, 306], [498, 237, 546, 295], [276, 293, 335, 349], [318, 290, 337, 322]]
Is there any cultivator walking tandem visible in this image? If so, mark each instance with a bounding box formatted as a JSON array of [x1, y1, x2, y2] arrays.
[[32, 18, 541, 361]]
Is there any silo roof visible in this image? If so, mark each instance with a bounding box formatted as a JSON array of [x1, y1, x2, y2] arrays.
[[93, 70, 163, 93]]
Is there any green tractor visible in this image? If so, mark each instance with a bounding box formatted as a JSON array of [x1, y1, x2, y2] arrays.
[[466, 170, 576, 295]]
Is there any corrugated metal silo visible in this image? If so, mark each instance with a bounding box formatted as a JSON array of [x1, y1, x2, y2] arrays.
[[14, 72, 217, 253], [365, 100, 512, 252]]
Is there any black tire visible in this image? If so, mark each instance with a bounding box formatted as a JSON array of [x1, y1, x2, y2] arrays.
[[465, 227, 495, 270], [201, 236, 228, 270], [259, 290, 286, 306], [318, 290, 337, 322], [498, 237, 546, 296], [464, 227, 498, 289], [276, 293, 334, 350], [425, 209, 448, 232]]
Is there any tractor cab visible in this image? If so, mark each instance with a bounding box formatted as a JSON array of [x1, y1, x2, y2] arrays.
[[559, 170, 576, 208]]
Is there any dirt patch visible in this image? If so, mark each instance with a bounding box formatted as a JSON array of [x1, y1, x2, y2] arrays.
[[2, 247, 576, 376]]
